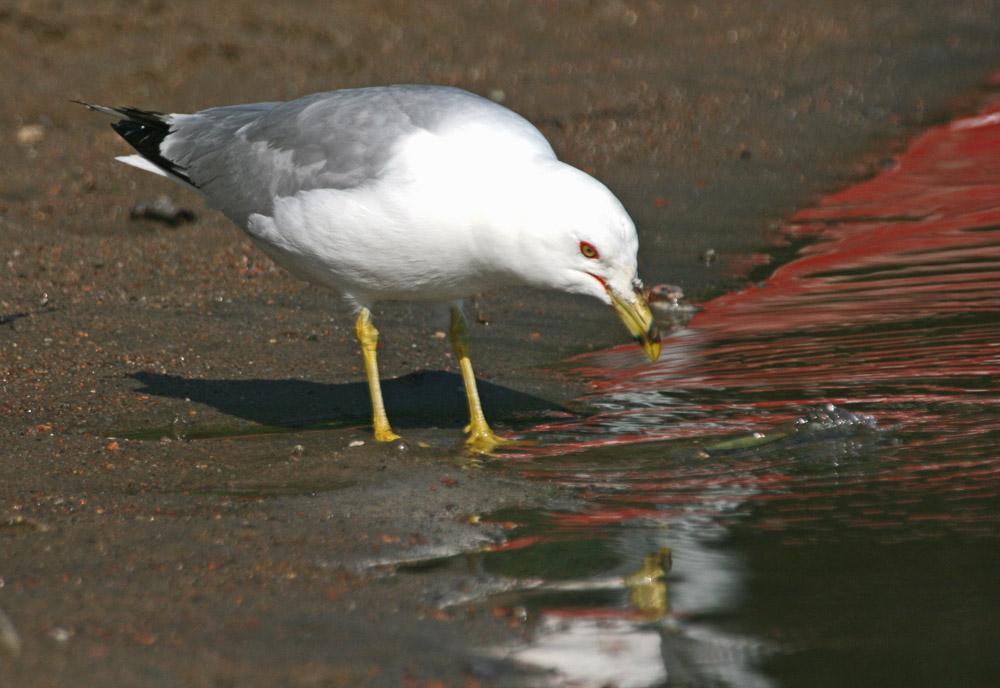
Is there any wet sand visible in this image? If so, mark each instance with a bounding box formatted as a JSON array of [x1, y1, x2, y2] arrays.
[[3, 1, 1000, 685]]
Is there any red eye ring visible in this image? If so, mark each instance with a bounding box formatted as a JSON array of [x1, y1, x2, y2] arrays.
[[580, 241, 599, 259]]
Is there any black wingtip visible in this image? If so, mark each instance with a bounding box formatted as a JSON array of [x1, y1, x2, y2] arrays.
[[111, 119, 195, 187], [110, 106, 172, 130], [81, 101, 196, 187], [74, 100, 168, 127]]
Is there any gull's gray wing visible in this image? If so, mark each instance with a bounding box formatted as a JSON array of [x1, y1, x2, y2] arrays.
[[95, 86, 553, 226]]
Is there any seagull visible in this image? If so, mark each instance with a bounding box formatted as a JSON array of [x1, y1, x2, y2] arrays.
[[80, 85, 660, 451]]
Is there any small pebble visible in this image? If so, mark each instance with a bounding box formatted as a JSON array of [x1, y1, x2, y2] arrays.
[[130, 195, 197, 227], [0, 608, 23, 657], [15, 124, 44, 146], [47, 627, 74, 643]]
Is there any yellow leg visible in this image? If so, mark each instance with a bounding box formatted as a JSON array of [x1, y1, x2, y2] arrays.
[[449, 306, 511, 453], [355, 308, 400, 442]]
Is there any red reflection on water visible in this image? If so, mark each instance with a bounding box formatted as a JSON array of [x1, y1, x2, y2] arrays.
[[705, 100, 1000, 331], [502, 95, 1000, 535]]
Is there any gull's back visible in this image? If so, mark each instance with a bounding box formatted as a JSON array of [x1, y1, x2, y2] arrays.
[[128, 86, 555, 227]]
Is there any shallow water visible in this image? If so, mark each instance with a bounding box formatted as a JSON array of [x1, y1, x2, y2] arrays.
[[477, 100, 1000, 685]]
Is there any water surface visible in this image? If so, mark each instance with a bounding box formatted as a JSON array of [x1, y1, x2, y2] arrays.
[[479, 96, 1000, 686]]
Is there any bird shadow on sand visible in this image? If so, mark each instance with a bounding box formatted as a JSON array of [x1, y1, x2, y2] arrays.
[[126, 370, 563, 438]]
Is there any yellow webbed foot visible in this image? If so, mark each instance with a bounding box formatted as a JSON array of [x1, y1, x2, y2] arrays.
[[373, 426, 402, 443], [464, 424, 517, 455], [463, 418, 539, 455]]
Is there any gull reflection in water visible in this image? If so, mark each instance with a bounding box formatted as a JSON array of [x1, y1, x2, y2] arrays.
[[507, 488, 775, 687]]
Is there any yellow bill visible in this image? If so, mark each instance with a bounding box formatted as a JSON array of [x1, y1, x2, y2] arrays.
[[607, 287, 661, 361]]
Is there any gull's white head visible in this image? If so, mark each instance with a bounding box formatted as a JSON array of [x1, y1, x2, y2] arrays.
[[490, 161, 661, 361]]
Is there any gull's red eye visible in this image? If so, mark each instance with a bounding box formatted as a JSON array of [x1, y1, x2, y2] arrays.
[[579, 241, 599, 259]]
